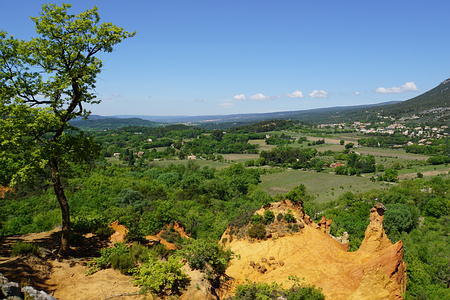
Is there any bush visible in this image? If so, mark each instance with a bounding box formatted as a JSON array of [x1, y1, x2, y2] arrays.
[[263, 210, 275, 224], [179, 238, 232, 286], [133, 256, 190, 296], [345, 142, 354, 149], [428, 155, 450, 165], [232, 281, 325, 300], [335, 165, 347, 175], [248, 224, 266, 239], [250, 214, 264, 224], [288, 224, 300, 232], [72, 214, 108, 235], [378, 168, 398, 182], [110, 252, 135, 274], [276, 213, 284, 222], [384, 204, 418, 238], [284, 213, 296, 223], [88, 243, 151, 275], [424, 197, 450, 218], [11, 242, 39, 257]]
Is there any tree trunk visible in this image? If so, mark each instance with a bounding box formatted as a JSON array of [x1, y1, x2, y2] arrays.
[[50, 159, 71, 254]]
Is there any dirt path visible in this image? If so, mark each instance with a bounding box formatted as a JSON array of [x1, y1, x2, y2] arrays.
[[0, 229, 149, 300]]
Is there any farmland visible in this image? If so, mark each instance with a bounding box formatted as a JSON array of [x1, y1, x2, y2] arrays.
[[259, 169, 388, 203]]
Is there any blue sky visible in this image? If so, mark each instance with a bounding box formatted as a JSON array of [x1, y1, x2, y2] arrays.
[[1, 0, 449, 116]]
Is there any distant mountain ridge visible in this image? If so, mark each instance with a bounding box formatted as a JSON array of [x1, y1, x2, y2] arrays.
[[71, 117, 159, 130], [111, 101, 401, 124], [73, 79, 449, 128]]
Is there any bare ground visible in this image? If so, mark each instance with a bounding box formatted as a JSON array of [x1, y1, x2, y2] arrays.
[[0, 229, 149, 300]]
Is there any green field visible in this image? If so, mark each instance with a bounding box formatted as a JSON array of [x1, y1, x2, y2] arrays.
[[259, 169, 388, 203], [248, 139, 276, 151], [222, 153, 259, 162]]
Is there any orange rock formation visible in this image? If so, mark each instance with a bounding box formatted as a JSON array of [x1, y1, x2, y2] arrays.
[[109, 221, 129, 244], [220, 200, 406, 300], [0, 186, 13, 199], [145, 222, 190, 250], [108, 221, 189, 250]]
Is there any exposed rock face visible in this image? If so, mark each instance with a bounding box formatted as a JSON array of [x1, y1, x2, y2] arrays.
[[109, 221, 129, 244], [145, 222, 190, 250], [108, 221, 190, 250], [317, 215, 332, 234], [219, 201, 407, 300]]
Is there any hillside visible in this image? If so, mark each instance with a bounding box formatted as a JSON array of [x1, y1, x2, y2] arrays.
[[368, 78, 450, 122]]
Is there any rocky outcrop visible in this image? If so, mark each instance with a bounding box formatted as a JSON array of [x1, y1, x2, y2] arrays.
[[0, 273, 56, 300], [317, 215, 332, 234], [219, 201, 407, 300]]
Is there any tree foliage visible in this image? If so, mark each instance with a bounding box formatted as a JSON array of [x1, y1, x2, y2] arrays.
[[0, 3, 134, 251]]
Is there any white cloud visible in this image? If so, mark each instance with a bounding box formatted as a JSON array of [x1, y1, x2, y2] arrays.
[[309, 90, 328, 98], [287, 90, 304, 98], [233, 94, 246, 101], [219, 101, 234, 108], [250, 93, 270, 101], [354, 91, 361, 95], [375, 82, 418, 94]]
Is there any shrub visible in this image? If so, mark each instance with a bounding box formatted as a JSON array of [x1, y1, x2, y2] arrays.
[[248, 224, 266, 239], [378, 168, 398, 182], [11, 242, 39, 257], [345, 142, 354, 149], [133, 256, 190, 296], [424, 197, 450, 218], [288, 224, 300, 232], [72, 214, 108, 235], [250, 214, 264, 224], [160, 228, 183, 245], [232, 281, 325, 300], [335, 165, 347, 175], [276, 213, 284, 222], [284, 213, 296, 223], [263, 210, 275, 224], [179, 238, 232, 286], [110, 252, 135, 274], [285, 184, 312, 204], [384, 204, 418, 238]]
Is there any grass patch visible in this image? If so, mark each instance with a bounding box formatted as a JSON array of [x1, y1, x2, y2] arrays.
[[259, 169, 387, 203], [11, 242, 40, 256]]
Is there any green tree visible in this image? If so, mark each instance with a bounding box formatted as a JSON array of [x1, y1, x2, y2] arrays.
[[0, 4, 134, 252]]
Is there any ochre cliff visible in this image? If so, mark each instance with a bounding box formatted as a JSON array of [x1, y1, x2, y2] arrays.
[[219, 200, 406, 300]]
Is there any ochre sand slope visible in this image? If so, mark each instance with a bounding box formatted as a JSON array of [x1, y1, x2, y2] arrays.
[[220, 201, 406, 300]]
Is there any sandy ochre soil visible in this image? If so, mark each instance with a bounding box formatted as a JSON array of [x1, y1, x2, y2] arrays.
[[1, 198, 406, 299], [219, 200, 406, 300]]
